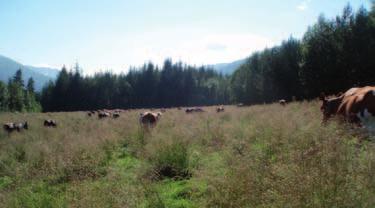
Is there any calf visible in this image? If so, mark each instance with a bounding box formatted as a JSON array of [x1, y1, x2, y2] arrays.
[[44, 119, 57, 127]]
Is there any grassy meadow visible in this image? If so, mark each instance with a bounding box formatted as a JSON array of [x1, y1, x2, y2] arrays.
[[1, 101, 375, 208]]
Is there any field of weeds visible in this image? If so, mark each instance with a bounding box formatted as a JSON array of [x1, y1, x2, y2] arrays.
[[1, 101, 375, 208]]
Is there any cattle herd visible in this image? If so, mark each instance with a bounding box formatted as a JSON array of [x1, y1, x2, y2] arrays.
[[2, 86, 375, 134]]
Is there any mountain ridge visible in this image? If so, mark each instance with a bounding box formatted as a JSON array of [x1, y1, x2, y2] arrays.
[[0, 55, 246, 91], [210, 58, 246, 75], [0, 55, 59, 91]]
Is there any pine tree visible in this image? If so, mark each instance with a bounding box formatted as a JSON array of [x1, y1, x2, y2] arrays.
[[13, 69, 24, 87], [0, 81, 9, 111], [8, 79, 25, 112], [27, 78, 35, 93]]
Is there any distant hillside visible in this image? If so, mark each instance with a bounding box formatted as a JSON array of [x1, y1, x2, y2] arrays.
[[211, 58, 246, 75], [0, 55, 59, 91]]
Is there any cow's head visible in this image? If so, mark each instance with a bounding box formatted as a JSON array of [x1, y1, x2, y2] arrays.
[[319, 93, 342, 121]]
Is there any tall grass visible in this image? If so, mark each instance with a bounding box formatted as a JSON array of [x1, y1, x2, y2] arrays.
[[1, 102, 375, 207]]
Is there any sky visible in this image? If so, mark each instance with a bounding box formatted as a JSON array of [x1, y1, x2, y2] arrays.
[[0, 0, 371, 74]]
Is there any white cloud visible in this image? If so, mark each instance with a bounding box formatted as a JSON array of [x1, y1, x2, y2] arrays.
[[32, 63, 61, 69], [130, 33, 275, 68], [297, 0, 311, 11], [206, 43, 228, 51], [68, 31, 276, 75]]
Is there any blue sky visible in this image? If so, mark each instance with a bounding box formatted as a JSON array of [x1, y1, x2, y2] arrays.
[[0, 0, 371, 74]]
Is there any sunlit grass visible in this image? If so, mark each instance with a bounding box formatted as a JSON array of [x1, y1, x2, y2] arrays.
[[1, 101, 375, 207]]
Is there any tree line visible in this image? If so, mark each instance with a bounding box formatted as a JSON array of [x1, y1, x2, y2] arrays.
[[231, 4, 375, 104], [2, 4, 374, 112], [0, 69, 41, 112], [40, 60, 230, 111]]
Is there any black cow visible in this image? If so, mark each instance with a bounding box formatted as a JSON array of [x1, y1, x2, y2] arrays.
[[44, 119, 57, 127]]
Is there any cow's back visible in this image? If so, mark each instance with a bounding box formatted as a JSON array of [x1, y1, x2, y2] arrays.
[[338, 86, 375, 121], [344, 87, 360, 97]]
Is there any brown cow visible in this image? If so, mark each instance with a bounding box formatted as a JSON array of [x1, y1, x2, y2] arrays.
[[279, 99, 286, 106], [44, 119, 57, 127], [320, 86, 375, 128], [139, 112, 162, 127]]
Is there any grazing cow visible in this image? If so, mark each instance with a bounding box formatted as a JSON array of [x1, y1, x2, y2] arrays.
[[237, 103, 244, 107], [14, 121, 28, 132], [185, 108, 205, 113], [88, 110, 96, 116], [185, 108, 193, 113], [216, 106, 225, 112], [160, 108, 166, 113], [44, 119, 57, 127], [112, 112, 120, 118], [3, 123, 16, 133], [320, 86, 375, 127], [194, 108, 204, 112], [139, 112, 162, 127], [279, 99, 286, 106], [98, 111, 110, 119]]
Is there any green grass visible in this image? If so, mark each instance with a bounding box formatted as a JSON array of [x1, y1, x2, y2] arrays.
[[8, 181, 66, 208], [1, 102, 375, 207]]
